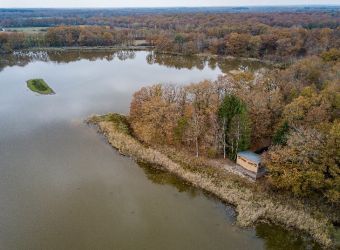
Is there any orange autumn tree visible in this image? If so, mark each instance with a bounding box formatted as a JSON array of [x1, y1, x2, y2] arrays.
[[264, 121, 340, 203], [129, 84, 181, 145], [129, 81, 220, 157]]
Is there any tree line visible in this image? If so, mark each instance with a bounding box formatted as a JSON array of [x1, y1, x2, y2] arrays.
[[45, 26, 134, 47], [1, 10, 339, 61], [0, 26, 136, 53], [129, 51, 340, 203], [148, 26, 339, 61], [1, 9, 339, 29]]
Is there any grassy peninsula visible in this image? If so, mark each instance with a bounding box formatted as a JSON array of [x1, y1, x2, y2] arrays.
[[27, 79, 55, 95], [87, 113, 338, 248]]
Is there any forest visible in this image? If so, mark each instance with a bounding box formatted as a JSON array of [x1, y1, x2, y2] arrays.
[[0, 9, 339, 62], [129, 51, 340, 203]]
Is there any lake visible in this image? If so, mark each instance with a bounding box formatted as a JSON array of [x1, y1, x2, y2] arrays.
[[0, 50, 319, 249]]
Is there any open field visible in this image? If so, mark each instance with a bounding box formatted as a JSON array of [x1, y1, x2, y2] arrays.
[[4, 27, 48, 33]]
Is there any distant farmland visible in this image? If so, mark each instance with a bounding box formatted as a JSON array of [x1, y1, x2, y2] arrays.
[[5, 27, 48, 33]]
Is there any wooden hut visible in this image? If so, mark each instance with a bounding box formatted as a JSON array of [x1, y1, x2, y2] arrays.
[[236, 151, 266, 179]]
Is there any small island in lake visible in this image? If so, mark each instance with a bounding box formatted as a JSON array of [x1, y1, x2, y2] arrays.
[[27, 79, 55, 95]]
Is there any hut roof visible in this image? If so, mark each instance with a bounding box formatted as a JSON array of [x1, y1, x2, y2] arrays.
[[237, 151, 261, 164]]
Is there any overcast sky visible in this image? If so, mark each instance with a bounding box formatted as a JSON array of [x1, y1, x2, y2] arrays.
[[0, 0, 339, 8]]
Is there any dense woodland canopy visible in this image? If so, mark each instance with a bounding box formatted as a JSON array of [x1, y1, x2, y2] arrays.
[[129, 52, 340, 203], [1, 7, 339, 28], [0, 8, 339, 61]]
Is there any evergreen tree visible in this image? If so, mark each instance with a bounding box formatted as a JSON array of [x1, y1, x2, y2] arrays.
[[273, 121, 290, 145], [218, 95, 251, 160]]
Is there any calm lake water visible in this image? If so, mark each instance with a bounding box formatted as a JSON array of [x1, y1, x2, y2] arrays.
[[0, 50, 319, 249]]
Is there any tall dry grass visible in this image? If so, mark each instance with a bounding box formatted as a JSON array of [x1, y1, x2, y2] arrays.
[[87, 114, 336, 248]]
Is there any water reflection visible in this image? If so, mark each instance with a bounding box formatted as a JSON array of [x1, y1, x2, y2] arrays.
[[0, 50, 221, 140], [146, 52, 206, 70], [256, 224, 321, 250], [0, 50, 137, 72], [146, 51, 269, 72], [137, 161, 198, 197], [138, 161, 322, 250], [48, 50, 136, 63], [1, 50, 269, 73]]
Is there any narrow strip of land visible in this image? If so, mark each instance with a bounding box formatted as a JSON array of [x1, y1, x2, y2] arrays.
[[87, 113, 337, 248]]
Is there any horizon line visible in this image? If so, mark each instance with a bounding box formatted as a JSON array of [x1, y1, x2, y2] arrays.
[[1, 4, 340, 9]]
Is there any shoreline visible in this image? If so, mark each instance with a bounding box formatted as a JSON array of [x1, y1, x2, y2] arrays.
[[9, 46, 284, 67], [87, 113, 338, 248], [20, 45, 154, 52], [152, 50, 284, 67]]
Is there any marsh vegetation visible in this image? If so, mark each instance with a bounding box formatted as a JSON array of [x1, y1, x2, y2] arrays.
[[26, 78, 55, 95]]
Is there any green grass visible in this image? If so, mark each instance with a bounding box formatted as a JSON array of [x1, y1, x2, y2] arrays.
[[26, 79, 55, 95], [88, 113, 131, 135]]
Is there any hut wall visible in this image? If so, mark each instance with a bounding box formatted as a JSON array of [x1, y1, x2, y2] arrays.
[[236, 156, 258, 173]]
